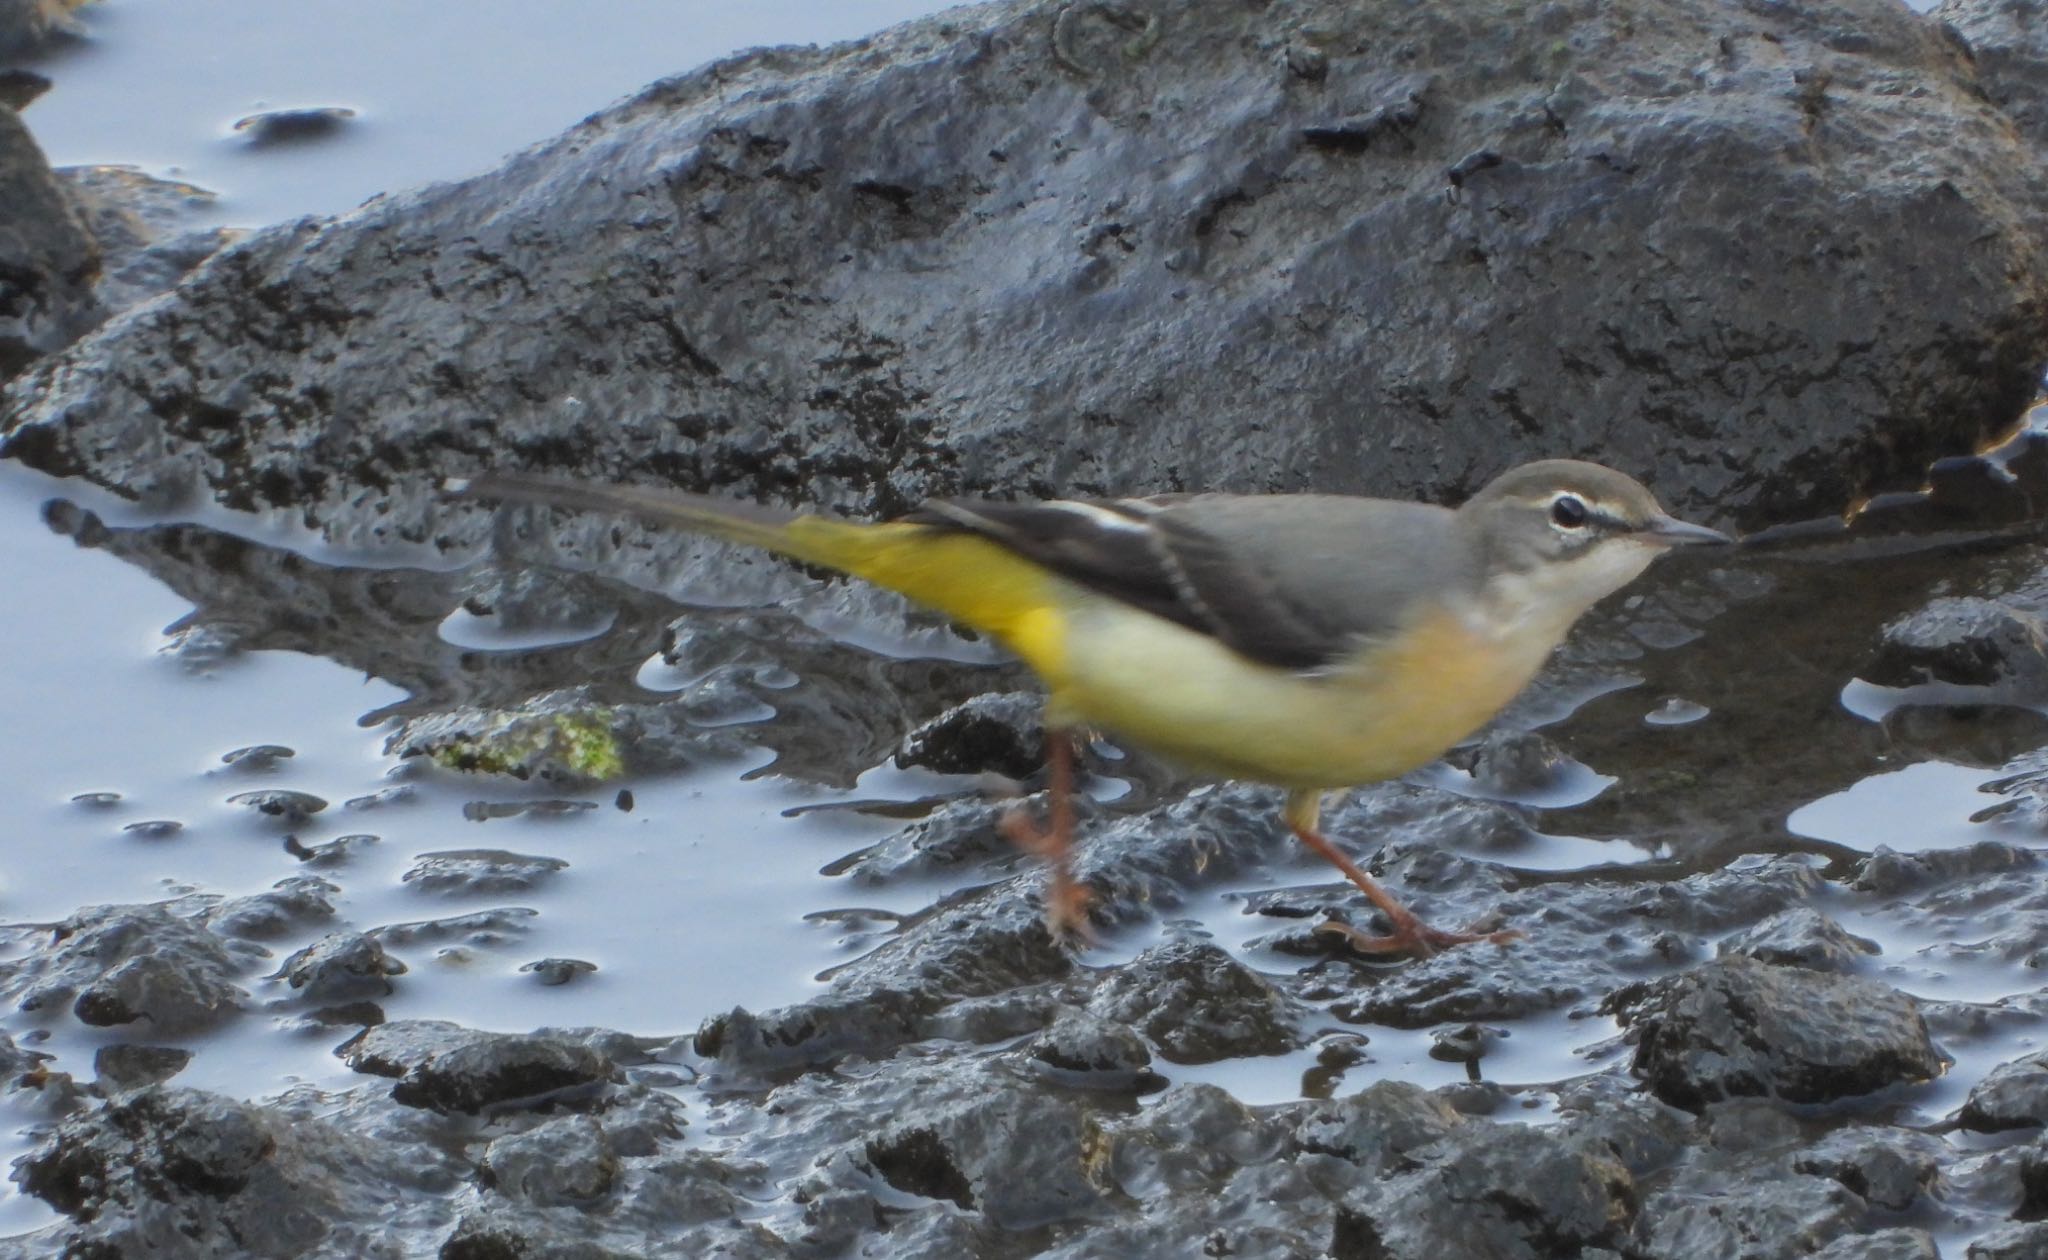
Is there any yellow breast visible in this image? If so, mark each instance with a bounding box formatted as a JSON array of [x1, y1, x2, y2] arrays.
[[1044, 596, 1553, 790]]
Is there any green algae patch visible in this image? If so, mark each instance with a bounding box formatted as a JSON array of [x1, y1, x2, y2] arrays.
[[418, 705, 626, 786]]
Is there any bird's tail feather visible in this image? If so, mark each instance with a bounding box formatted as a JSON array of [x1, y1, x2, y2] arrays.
[[447, 471, 1065, 664]]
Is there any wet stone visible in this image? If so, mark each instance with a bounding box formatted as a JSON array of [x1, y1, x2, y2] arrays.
[[895, 690, 1045, 780], [1849, 841, 2038, 896], [120, 818, 182, 839], [480, 1113, 618, 1204], [1615, 956, 1941, 1110], [461, 798, 598, 821], [271, 932, 406, 1003], [1, 903, 245, 1034], [1293, 1080, 1465, 1176], [401, 847, 570, 895], [520, 957, 597, 986], [1968, 1222, 2048, 1260], [853, 1062, 1106, 1230], [343, 784, 417, 810], [1717, 907, 1879, 973], [370, 906, 539, 948], [225, 788, 328, 824], [69, 790, 120, 807], [1021, 1008, 1162, 1093], [337, 1019, 613, 1114], [92, 1044, 193, 1092], [1958, 1050, 2048, 1133], [1342, 1123, 1636, 1260], [1789, 1126, 1948, 1211], [1865, 597, 2048, 692], [1087, 939, 1303, 1064], [284, 832, 379, 866], [204, 874, 338, 939], [1633, 1170, 1864, 1260], [13, 1084, 466, 1256], [1810, 1230, 1941, 1260], [218, 743, 295, 772], [1454, 727, 1576, 798], [231, 106, 357, 147]]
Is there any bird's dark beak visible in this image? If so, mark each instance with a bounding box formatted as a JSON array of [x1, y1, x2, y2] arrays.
[[1641, 514, 1733, 546]]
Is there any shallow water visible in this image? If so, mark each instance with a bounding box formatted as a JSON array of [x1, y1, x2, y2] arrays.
[[14, 0, 960, 227], [1, 0, 2044, 1248]]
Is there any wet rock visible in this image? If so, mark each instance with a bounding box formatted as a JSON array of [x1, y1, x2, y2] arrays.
[[91, 1044, 192, 1092], [337, 1019, 614, 1114], [1616, 956, 1941, 1109], [1021, 1008, 1162, 1092], [0, 1028, 51, 1084], [1341, 1123, 1635, 1260], [1718, 907, 1879, 973], [480, 1113, 618, 1204], [231, 106, 356, 147], [371, 906, 539, 948], [8, 1, 2044, 541], [218, 743, 295, 772], [0, 66, 47, 110], [520, 956, 598, 986], [1811, 1231, 1941, 1260], [225, 788, 329, 825], [1969, 1222, 2048, 1260], [1087, 939, 1302, 1064], [56, 165, 234, 317], [204, 874, 339, 938], [895, 690, 1044, 779], [1790, 1126, 1947, 1211], [15, 1084, 465, 1256], [833, 795, 1017, 884], [0, 104, 100, 378], [853, 1061, 1106, 1229], [1453, 728, 1576, 799], [391, 691, 642, 786], [1, 903, 245, 1034], [0, 0, 86, 58], [1940, 0, 2048, 149], [1865, 597, 2048, 692], [1634, 1170, 1864, 1260], [270, 932, 407, 1003], [1959, 1050, 2048, 1132], [1849, 840, 2037, 895], [401, 847, 570, 895], [284, 832, 380, 867], [1293, 1080, 1465, 1175]]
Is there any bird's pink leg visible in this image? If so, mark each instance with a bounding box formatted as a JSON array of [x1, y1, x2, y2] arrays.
[[1002, 730, 1093, 942], [1284, 790, 1521, 958]]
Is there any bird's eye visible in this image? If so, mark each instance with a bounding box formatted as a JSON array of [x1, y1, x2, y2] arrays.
[[1550, 495, 1589, 529]]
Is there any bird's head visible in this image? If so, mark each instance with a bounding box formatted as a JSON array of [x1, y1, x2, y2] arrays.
[[1458, 459, 1730, 626]]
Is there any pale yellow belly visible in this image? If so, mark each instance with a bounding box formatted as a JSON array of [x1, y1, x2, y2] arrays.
[[1042, 594, 1551, 790]]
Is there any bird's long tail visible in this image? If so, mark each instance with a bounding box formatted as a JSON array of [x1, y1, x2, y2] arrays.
[[446, 471, 1067, 667]]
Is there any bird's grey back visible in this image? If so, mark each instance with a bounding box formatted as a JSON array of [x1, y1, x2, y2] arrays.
[[1161, 494, 1473, 660]]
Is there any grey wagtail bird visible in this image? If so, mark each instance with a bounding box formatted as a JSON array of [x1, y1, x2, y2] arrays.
[[450, 460, 1729, 955]]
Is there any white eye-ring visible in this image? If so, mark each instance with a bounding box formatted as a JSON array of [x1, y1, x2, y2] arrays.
[[1549, 494, 1590, 530]]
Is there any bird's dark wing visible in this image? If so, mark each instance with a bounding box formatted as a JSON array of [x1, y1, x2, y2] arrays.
[[904, 495, 1368, 671]]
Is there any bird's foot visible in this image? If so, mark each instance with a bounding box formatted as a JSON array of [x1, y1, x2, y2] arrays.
[[1002, 807, 1097, 945], [1315, 915, 1523, 959]]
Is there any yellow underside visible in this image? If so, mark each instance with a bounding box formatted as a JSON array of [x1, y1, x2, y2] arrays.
[[778, 518, 1547, 791]]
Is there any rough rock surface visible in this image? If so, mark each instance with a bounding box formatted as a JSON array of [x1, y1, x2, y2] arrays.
[[0, 903, 247, 1035], [6, 0, 2048, 536], [0, 104, 99, 377], [1615, 956, 1943, 1110]]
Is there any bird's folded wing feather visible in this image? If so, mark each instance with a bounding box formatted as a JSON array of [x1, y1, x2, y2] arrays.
[[905, 494, 1456, 672]]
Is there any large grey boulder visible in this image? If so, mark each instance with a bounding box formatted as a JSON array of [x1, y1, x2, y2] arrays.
[[0, 104, 100, 377], [4, 0, 2046, 538]]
